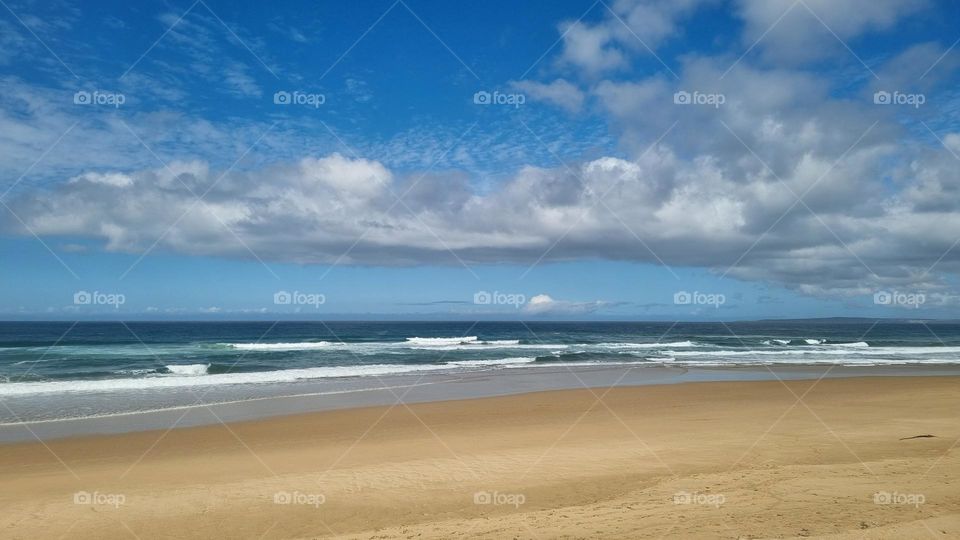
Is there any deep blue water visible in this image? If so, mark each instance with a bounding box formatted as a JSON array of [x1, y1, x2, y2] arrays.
[[2, 320, 960, 397]]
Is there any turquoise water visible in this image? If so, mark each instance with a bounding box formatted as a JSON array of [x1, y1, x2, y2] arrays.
[[3, 320, 960, 395], [1, 321, 959, 427]]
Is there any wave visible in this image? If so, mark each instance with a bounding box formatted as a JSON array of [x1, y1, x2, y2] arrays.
[[117, 368, 158, 376], [760, 338, 863, 347], [446, 357, 535, 367], [534, 351, 650, 363], [6, 338, 890, 360], [165, 364, 209, 376], [225, 342, 332, 351], [224, 338, 523, 351], [220, 339, 701, 352], [405, 336, 479, 346], [592, 341, 699, 349], [0, 363, 463, 397]]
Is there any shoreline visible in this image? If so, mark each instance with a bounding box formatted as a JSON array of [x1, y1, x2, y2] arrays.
[[5, 364, 960, 442], [1, 375, 958, 538]]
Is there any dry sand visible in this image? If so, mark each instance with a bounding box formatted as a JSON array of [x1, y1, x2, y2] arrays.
[[0, 376, 958, 539]]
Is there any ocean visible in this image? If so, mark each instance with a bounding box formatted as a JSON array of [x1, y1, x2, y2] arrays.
[[2, 320, 960, 428]]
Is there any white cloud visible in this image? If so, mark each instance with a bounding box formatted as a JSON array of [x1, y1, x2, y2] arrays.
[[4, 0, 960, 305], [558, 22, 625, 75], [510, 79, 585, 112], [522, 294, 607, 315], [735, 0, 929, 63], [69, 172, 134, 188], [7, 120, 960, 298], [557, 0, 716, 75], [222, 63, 263, 98]]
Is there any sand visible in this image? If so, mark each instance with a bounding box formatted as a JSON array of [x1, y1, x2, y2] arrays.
[[0, 375, 958, 539]]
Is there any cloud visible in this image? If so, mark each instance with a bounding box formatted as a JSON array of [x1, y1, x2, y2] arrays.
[[735, 0, 929, 63], [556, 0, 716, 76], [558, 21, 626, 75], [522, 294, 607, 315], [510, 79, 585, 112], [222, 63, 263, 98], [7, 111, 960, 299], [4, 0, 960, 307]]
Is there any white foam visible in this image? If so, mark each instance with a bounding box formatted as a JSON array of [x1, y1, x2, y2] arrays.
[[595, 341, 699, 349], [0, 364, 454, 397], [804, 339, 826, 345], [165, 364, 209, 376], [118, 368, 157, 376], [226, 342, 332, 351], [446, 357, 535, 367], [666, 345, 958, 357], [405, 336, 478, 346], [832, 341, 870, 348], [220, 339, 699, 353]]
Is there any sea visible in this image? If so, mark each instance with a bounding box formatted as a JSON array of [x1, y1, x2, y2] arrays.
[[2, 320, 960, 433]]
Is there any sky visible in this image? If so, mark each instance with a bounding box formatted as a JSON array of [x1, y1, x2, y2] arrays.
[[1, 0, 960, 320]]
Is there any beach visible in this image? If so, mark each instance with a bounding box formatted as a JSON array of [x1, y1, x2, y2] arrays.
[[1, 375, 958, 539]]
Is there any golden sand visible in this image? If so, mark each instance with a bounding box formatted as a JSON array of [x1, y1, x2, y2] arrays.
[[1, 376, 958, 539]]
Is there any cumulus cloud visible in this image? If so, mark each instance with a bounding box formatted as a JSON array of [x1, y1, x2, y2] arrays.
[[522, 294, 607, 315], [557, 0, 716, 75], [558, 21, 626, 76], [6, 119, 960, 298], [735, 0, 929, 63]]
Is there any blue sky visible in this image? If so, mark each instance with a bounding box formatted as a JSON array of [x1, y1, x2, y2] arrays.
[[2, 0, 960, 320]]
